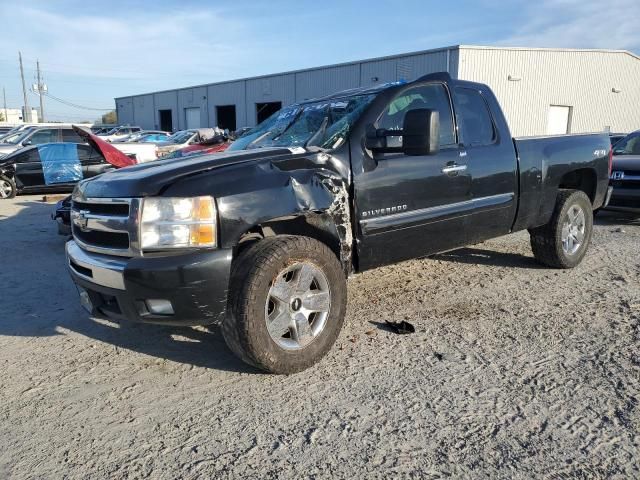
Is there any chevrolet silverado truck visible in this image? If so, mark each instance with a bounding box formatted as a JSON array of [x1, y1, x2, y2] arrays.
[[65, 72, 612, 373]]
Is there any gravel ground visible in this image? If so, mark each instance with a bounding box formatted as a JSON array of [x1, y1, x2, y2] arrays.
[[0, 195, 638, 479]]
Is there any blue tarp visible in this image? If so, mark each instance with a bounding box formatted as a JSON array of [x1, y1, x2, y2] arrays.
[[39, 143, 83, 185]]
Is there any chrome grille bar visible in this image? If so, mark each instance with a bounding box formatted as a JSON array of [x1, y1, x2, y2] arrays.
[[70, 197, 142, 257]]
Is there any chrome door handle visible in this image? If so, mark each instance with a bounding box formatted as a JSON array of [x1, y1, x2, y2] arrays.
[[442, 164, 467, 174]]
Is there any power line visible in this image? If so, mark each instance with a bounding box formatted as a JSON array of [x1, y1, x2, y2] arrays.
[[41, 91, 113, 111]]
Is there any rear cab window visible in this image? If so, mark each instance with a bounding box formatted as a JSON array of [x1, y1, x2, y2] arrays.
[[454, 87, 496, 146]]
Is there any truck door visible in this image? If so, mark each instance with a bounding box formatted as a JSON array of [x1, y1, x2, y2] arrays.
[[353, 82, 472, 270], [452, 86, 518, 244], [13, 148, 45, 190]]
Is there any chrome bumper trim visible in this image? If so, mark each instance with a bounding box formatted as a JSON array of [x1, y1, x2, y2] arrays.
[[66, 240, 126, 290], [603, 186, 614, 208]]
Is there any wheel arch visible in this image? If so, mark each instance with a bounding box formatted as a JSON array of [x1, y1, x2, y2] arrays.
[[234, 212, 352, 276], [557, 168, 598, 204]]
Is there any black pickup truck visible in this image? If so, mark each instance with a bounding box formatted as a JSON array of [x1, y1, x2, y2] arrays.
[[66, 72, 612, 373]]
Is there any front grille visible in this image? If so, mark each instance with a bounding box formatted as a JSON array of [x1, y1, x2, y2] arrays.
[[73, 201, 129, 216], [73, 228, 130, 250], [71, 197, 140, 257]]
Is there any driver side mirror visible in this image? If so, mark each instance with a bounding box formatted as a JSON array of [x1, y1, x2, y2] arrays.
[[364, 108, 440, 156], [22, 140, 32, 147], [403, 108, 439, 156]]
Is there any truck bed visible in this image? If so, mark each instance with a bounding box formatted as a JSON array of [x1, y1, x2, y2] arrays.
[[512, 132, 611, 231]]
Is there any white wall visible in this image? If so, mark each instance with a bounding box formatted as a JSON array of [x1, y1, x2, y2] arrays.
[[458, 47, 640, 137]]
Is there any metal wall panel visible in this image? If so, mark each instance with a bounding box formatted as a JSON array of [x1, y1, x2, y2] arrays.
[[177, 86, 208, 131], [295, 64, 360, 101], [153, 91, 179, 131], [132, 94, 154, 129], [115, 98, 134, 127], [458, 47, 640, 136], [245, 74, 296, 126], [207, 81, 247, 128], [117, 46, 639, 137]]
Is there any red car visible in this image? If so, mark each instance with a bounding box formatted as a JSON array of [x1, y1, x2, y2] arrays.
[[166, 134, 230, 159]]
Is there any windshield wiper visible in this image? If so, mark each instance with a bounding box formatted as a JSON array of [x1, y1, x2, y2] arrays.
[[304, 115, 329, 147]]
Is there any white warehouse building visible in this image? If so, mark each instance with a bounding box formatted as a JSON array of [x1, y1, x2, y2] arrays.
[[115, 45, 640, 137]]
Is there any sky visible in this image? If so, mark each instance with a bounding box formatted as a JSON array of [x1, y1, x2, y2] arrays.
[[0, 0, 638, 122]]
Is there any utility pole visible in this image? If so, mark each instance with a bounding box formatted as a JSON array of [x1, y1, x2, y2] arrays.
[[18, 52, 31, 123], [36, 60, 45, 123], [2, 87, 7, 124]]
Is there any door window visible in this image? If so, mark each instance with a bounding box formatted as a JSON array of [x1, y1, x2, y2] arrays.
[[377, 84, 456, 148], [61, 129, 84, 143], [613, 133, 640, 155], [454, 88, 496, 146], [13, 148, 41, 164], [76, 144, 102, 165], [27, 128, 59, 145]]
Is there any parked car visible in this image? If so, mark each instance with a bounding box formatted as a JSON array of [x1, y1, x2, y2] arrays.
[[233, 126, 253, 139], [52, 127, 138, 233], [98, 126, 142, 142], [609, 133, 627, 147], [0, 126, 87, 157], [606, 130, 640, 212], [110, 142, 158, 163], [154, 129, 219, 157], [0, 142, 116, 198], [112, 130, 169, 143], [91, 125, 117, 135], [165, 133, 231, 159], [65, 72, 611, 373]]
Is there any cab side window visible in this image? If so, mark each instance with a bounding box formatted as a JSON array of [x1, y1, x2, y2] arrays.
[[378, 84, 456, 148], [454, 88, 496, 146], [28, 128, 59, 145]]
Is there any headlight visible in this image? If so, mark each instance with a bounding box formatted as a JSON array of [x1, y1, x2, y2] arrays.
[[140, 196, 217, 250]]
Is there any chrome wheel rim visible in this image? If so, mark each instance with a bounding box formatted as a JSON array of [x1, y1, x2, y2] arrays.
[[561, 204, 586, 255], [265, 261, 331, 351], [0, 180, 12, 198]]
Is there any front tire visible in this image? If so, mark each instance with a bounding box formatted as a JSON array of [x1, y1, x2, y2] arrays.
[[0, 175, 16, 199], [222, 236, 347, 374], [529, 190, 593, 269]]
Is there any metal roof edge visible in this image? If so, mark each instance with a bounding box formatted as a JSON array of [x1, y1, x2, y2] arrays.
[[458, 44, 640, 61], [114, 45, 461, 101]]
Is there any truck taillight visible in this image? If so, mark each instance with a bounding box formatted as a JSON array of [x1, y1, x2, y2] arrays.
[[608, 148, 613, 176]]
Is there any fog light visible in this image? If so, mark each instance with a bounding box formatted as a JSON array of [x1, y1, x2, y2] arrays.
[[146, 299, 174, 315]]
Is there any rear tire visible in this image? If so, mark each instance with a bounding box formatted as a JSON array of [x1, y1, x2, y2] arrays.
[[0, 175, 16, 199], [222, 235, 347, 374], [529, 190, 593, 269]]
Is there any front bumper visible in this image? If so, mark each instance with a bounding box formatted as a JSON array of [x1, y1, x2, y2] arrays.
[[66, 240, 232, 326], [605, 183, 640, 212]]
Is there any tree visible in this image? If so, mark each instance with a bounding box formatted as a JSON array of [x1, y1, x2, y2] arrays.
[[0, 111, 5, 122], [101, 110, 117, 124]]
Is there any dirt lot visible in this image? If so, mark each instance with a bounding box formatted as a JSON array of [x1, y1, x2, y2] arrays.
[[0, 195, 638, 479]]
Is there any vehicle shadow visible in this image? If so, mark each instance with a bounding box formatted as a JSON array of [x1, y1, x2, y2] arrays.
[[594, 210, 640, 227], [0, 197, 260, 374], [432, 247, 543, 269]]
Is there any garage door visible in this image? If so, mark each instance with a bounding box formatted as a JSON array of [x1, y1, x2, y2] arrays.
[[547, 105, 571, 135], [185, 107, 201, 129]]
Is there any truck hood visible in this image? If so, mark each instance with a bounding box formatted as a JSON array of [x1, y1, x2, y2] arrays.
[[73, 125, 137, 168], [0, 144, 18, 155], [612, 155, 640, 172], [75, 147, 306, 198]]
